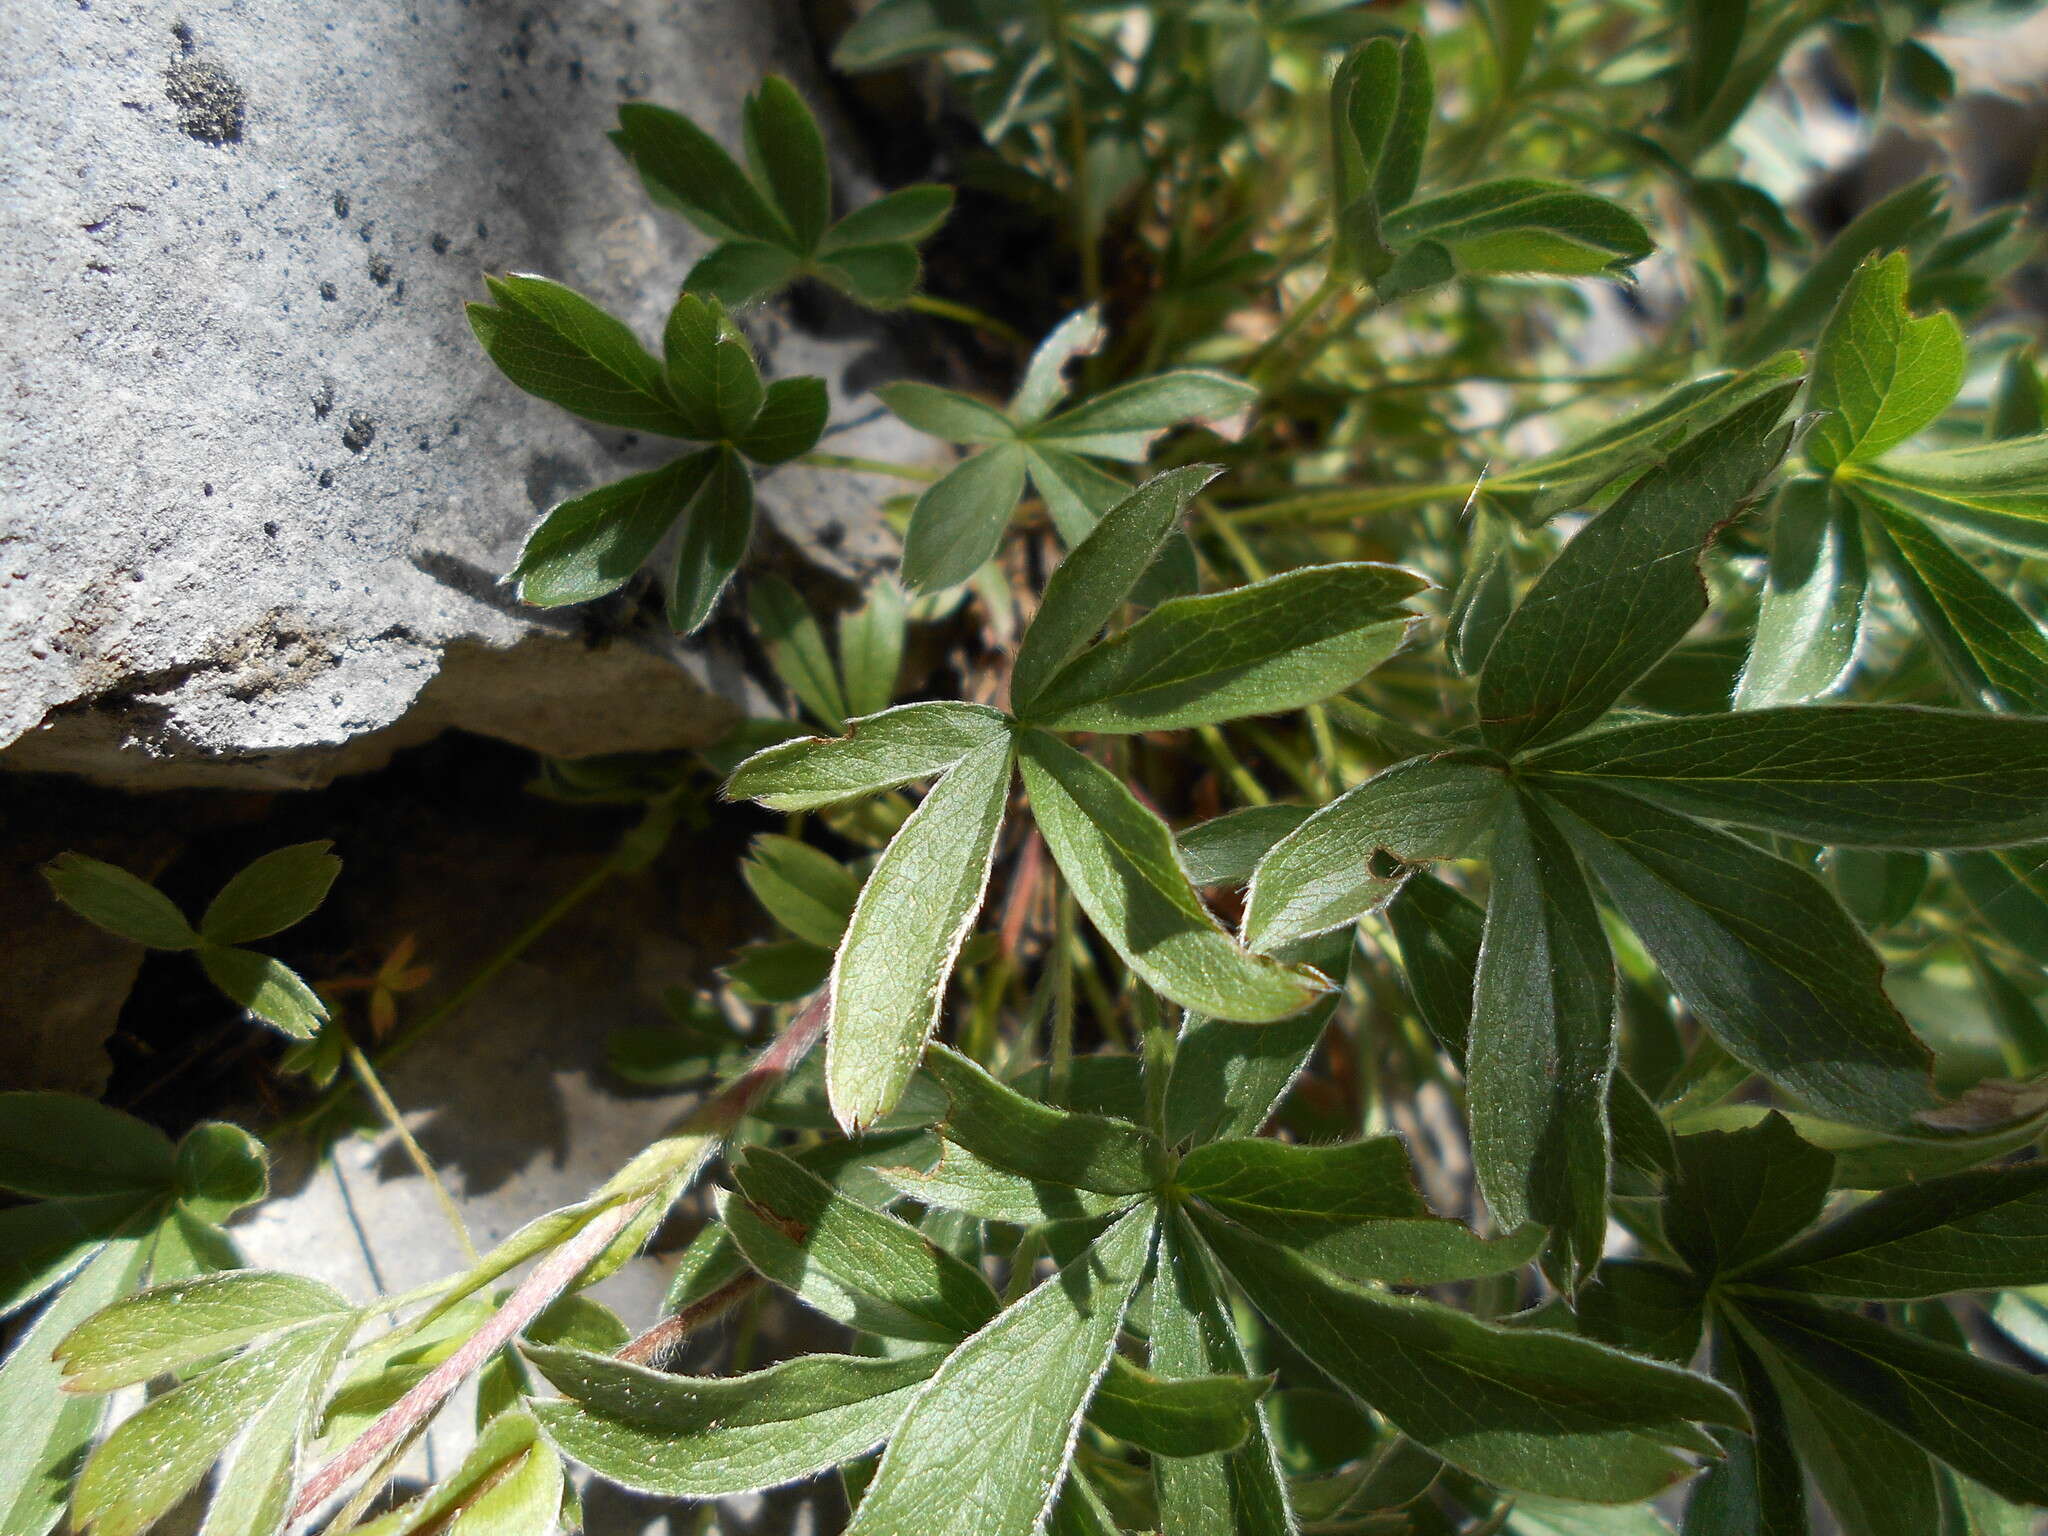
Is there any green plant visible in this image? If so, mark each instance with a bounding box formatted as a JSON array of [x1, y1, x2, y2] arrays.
[[15, 3, 2048, 1534]]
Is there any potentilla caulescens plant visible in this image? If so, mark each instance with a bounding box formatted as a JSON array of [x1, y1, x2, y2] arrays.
[[15, 5, 2048, 1535]]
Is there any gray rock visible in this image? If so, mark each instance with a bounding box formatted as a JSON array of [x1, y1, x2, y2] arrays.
[[3, 0, 918, 791]]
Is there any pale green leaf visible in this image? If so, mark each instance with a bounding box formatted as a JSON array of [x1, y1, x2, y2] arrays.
[[920, 1044, 1158, 1196], [200, 843, 339, 946], [1808, 252, 1966, 470], [58, 1270, 353, 1393], [901, 444, 1029, 593], [726, 701, 1012, 812], [198, 947, 329, 1039], [1734, 477, 1867, 707], [42, 855, 198, 952]]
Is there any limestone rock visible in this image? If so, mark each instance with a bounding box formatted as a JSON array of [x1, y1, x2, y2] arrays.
[[3, 0, 916, 791]]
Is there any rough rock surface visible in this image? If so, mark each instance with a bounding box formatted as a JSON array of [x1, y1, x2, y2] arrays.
[[4, 0, 913, 790]]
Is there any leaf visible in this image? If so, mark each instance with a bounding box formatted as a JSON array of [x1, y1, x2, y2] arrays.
[[1385, 871, 1490, 1058], [1179, 1135, 1541, 1285], [1192, 1210, 1746, 1502], [901, 443, 1030, 593], [1572, 1262, 1704, 1365], [879, 382, 1018, 445], [1020, 564, 1425, 734], [0, 1094, 176, 1198], [1950, 844, 2048, 963], [1385, 181, 1654, 279], [1477, 384, 1800, 754], [511, 451, 715, 606], [751, 575, 851, 730], [1680, 1324, 1807, 1536], [839, 578, 908, 719], [1742, 1296, 2048, 1506], [667, 443, 755, 633], [467, 274, 688, 434], [1345, 31, 1432, 215], [819, 242, 924, 308], [1151, 1212, 1294, 1536], [875, 1143, 1128, 1225], [726, 701, 1012, 811], [1011, 466, 1220, 714], [542, 1346, 940, 1496], [1177, 805, 1314, 888], [1731, 177, 1947, 366], [1469, 790, 1615, 1286], [1024, 446, 1136, 546], [1986, 348, 2045, 441], [745, 76, 830, 251], [743, 835, 861, 948], [1668, 0, 1747, 123], [1859, 499, 2048, 712], [174, 1122, 269, 1225], [57, 1270, 353, 1392], [1018, 732, 1329, 1023], [724, 1144, 1000, 1340], [1734, 476, 1867, 707], [1543, 781, 1935, 1129], [682, 238, 803, 308], [0, 1238, 147, 1536], [843, 1206, 1155, 1536], [614, 100, 793, 245], [725, 939, 833, 1004], [1664, 1114, 1834, 1280], [1088, 1357, 1271, 1458], [1477, 0, 1540, 92], [0, 1196, 156, 1318], [1845, 433, 2048, 555], [1242, 754, 1507, 952], [198, 947, 328, 1038], [1526, 705, 2048, 849], [1012, 308, 1109, 426], [69, 1311, 356, 1536], [351, 1411, 561, 1536], [1748, 1161, 2048, 1298], [1033, 372, 1258, 461], [828, 734, 1015, 1132], [1807, 252, 1966, 470], [822, 184, 955, 253], [735, 375, 829, 465], [42, 854, 198, 951], [921, 1044, 1158, 1196], [663, 296, 765, 439], [199, 842, 339, 945]]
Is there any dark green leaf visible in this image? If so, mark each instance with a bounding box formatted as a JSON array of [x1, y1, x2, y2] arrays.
[[1734, 476, 1866, 707], [1845, 433, 2048, 556], [1950, 844, 2048, 963], [735, 375, 830, 464], [818, 242, 924, 308], [1033, 371, 1258, 461], [199, 842, 339, 945], [1177, 805, 1314, 889], [1527, 705, 2048, 849], [1859, 499, 2048, 712], [1986, 348, 2044, 441], [1478, 384, 1799, 753], [1665, 1114, 1834, 1279], [822, 185, 955, 253], [174, 1122, 268, 1224], [1386, 871, 1489, 1058], [1020, 564, 1425, 734], [843, 1207, 1155, 1536], [726, 701, 1012, 811], [199, 946, 328, 1038], [512, 452, 715, 607], [1543, 780, 1935, 1129], [1018, 732, 1330, 1023], [683, 239, 803, 308], [751, 574, 850, 730], [921, 1044, 1157, 1196], [1749, 1161, 2048, 1298], [1335, 32, 1432, 239], [1011, 466, 1221, 715], [468, 275, 689, 434], [615, 101, 792, 246], [529, 1346, 940, 1496], [839, 578, 908, 719], [1024, 446, 1134, 546], [1573, 1262, 1704, 1365], [1469, 790, 1615, 1285], [901, 443, 1029, 592], [1243, 755, 1507, 952], [0, 1196, 154, 1318], [667, 443, 754, 632], [1668, 0, 1747, 124], [1807, 252, 1965, 471], [1089, 1357, 1271, 1458], [875, 1142, 1127, 1225], [1386, 181, 1654, 279], [723, 939, 833, 1004], [41, 854, 198, 951], [744, 77, 830, 251], [743, 835, 861, 948], [1193, 1210, 1746, 1502], [0, 1094, 175, 1199], [880, 382, 1017, 445], [724, 1145, 1000, 1340], [1680, 1323, 1807, 1536], [828, 734, 1015, 1132]]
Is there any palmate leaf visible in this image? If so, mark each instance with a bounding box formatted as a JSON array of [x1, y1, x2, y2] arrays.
[[1477, 384, 1799, 754], [843, 1206, 1156, 1536], [1191, 1210, 1747, 1503], [742, 834, 860, 949], [1018, 732, 1330, 1023], [1469, 790, 1615, 1287], [1663, 1116, 1833, 1281], [1524, 705, 2048, 849], [530, 1346, 941, 1497], [827, 733, 1015, 1132]]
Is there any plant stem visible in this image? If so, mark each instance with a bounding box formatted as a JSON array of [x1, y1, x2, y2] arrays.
[[797, 451, 941, 483], [342, 1035, 478, 1263], [1247, 271, 1344, 387], [1042, 0, 1100, 304], [906, 293, 1031, 349], [1223, 479, 1475, 528]]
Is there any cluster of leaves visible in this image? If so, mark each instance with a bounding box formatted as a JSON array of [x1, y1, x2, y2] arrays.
[[17, 2, 2048, 1535]]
